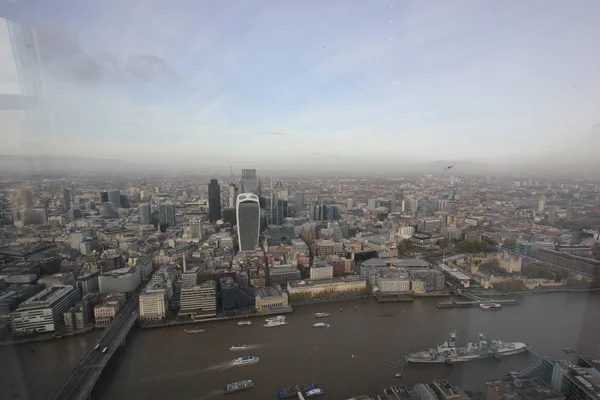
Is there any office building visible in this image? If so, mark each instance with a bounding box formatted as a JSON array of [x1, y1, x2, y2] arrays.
[[63, 299, 91, 330], [222, 207, 236, 225], [295, 190, 305, 209], [93, 293, 125, 326], [310, 262, 333, 280], [236, 193, 260, 251], [208, 179, 222, 223], [228, 183, 239, 208], [23, 208, 47, 225], [63, 188, 71, 211], [119, 194, 130, 208], [254, 286, 288, 310], [98, 203, 118, 219], [311, 203, 339, 221], [187, 219, 203, 239], [139, 203, 152, 224], [268, 265, 301, 287], [20, 188, 33, 207], [99, 191, 109, 203], [179, 281, 216, 317], [98, 267, 141, 294], [108, 190, 121, 208], [182, 266, 200, 287], [139, 282, 168, 322], [10, 285, 80, 335], [241, 169, 258, 194], [159, 202, 176, 227], [76, 270, 100, 296]]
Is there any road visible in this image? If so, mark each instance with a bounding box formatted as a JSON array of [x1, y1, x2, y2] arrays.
[[47, 298, 139, 400]]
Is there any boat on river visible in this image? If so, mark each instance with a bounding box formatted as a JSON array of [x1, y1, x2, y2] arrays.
[[404, 332, 528, 363]]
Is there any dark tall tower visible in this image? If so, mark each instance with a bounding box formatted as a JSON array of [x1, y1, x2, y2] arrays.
[[63, 188, 71, 211], [99, 191, 109, 203], [208, 179, 221, 223]]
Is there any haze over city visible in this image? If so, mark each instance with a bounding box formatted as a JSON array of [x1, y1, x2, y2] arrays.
[[1, 0, 600, 176]]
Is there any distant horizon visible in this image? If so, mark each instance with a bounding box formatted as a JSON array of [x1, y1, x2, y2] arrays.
[[0, 153, 599, 181]]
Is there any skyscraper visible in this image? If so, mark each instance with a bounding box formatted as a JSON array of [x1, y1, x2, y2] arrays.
[[228, 183, 239, 208], [295, 190, 305, 209], [159, 203, 176, 227], [241, 169, 258, 194], [20, 188, 33, 207], [99, 191, 109, 203], [208, 179, 221, 223], [139, 203, 151, 224], [236, 193, 260, 251], [63, 188, 71, 212], [108, 190, 121, 209]]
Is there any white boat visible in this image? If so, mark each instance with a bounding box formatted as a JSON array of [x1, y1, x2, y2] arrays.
[[314, 312, 331, 318], [264, 320, 288, 328], [480, 302, 502, 311], [230, 344, 249, 351], [237, 320, 252, 327], [265, 315, 286, 323], [312, 322, 330, 328], [231, 356, 260, 366], [303, 388, 325, 397]]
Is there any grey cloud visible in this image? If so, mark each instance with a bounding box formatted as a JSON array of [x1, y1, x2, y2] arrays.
[[34, 24, 172, 82]]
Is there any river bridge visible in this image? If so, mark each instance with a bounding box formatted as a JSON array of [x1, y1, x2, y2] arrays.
[[47, 298, 139, 400]]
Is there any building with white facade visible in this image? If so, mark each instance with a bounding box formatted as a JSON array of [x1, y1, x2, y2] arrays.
[[139, 283, 168, 322], [10, 285, 80, 335], [378, 275, 411, 293], [93, 293, 125, 326], [98, 266, 141, 294], [310, 263, 333, 281], [287, 277, 367, 300], [254, 286, 288, 310]]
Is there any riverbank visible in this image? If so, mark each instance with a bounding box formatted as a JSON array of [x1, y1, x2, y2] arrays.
[[472, 287, 600, 296], [290, 294, 368, 306], [0, 326, 95, 347], [138, 306, 294, 329]]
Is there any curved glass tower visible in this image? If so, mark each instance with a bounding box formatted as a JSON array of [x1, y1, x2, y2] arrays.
[[236, 193, 260, 251]]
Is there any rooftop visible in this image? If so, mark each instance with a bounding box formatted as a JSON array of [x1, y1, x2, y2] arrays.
[[268, 265, 300, 275], [100, 266, 138, 276], [484, 378, 564, 400], [288, 276, 366, 288], [254, 285, 285, 300], [18, 285, 75, 308]]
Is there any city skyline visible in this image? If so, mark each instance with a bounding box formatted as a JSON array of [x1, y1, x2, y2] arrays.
[[1, 1, 600, 176]]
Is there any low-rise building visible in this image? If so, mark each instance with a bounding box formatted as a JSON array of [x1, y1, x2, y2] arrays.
[[254, 285, 288, 310], [499, 252, 522, 273], [93, 293, 125, 326], [10, 285, 80, 335], [287, 276, 367, 300], [38, 273, 75, 287]]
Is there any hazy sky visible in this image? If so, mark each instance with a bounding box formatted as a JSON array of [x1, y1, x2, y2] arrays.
[[1, 0, 600, 175]]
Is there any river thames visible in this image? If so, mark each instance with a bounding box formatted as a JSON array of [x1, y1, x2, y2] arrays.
[[1, 292, 599, 400]]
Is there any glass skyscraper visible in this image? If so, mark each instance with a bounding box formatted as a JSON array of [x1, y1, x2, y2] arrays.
[[236, 193, 260, 251]]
